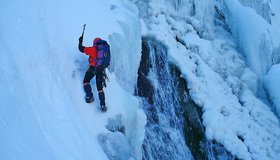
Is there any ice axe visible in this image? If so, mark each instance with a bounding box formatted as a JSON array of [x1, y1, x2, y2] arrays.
[[81, 24, 86, 37]]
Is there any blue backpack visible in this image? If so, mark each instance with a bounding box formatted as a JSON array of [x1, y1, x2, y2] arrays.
[[95, 39, 111, 68]]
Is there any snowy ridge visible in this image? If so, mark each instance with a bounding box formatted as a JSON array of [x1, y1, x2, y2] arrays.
[[0, 0, 145, 160], [136, 0, 280, 159]]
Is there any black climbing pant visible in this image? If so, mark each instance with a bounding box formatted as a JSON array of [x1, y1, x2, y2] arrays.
[[83, 66, 106, 105]]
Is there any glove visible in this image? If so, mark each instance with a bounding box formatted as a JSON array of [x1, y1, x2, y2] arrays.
[[79, 36, 83, 42]]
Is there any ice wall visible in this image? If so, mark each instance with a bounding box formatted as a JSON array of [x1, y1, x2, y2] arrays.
[[239, 0, 271, 23], [108, 0, 142, 93], [218, 0, 280, 79], [264, 64, 280, 117]]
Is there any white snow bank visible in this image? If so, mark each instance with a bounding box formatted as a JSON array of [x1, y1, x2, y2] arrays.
[[264, 64, 280, 116], [0, 0, 145, 159]]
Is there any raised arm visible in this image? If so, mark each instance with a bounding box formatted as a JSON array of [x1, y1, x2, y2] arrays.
[[78, 36, 85, 52]]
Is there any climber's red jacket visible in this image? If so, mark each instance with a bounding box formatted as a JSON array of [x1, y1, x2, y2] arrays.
[[78, 37, 101, 66], [83, 47, 98, 66]]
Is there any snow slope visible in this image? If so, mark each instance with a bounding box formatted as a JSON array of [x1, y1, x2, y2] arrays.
[[0, 0, 145, 160]]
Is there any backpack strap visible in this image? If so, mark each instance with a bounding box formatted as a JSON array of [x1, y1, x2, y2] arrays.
[[96, 41, 108, 46]]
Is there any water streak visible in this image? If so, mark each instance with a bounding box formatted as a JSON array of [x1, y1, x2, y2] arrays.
[[137, 37, 193, 160]]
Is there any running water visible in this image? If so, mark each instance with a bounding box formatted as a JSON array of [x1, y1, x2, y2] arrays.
[[137, 37, 235, 160], [137, 37, 193, 160]]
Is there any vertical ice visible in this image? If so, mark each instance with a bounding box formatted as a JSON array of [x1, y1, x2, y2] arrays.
[[108, 0, 142, 94]]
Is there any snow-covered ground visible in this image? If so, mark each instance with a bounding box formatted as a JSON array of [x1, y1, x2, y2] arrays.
[[0, 0, 145, 160]]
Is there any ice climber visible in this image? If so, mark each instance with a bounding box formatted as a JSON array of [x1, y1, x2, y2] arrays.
[[78, 33, 110, 112]]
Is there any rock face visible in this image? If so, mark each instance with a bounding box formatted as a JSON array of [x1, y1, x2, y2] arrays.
[[137, 37, 193, 160], [137, 37, 234, 160]]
